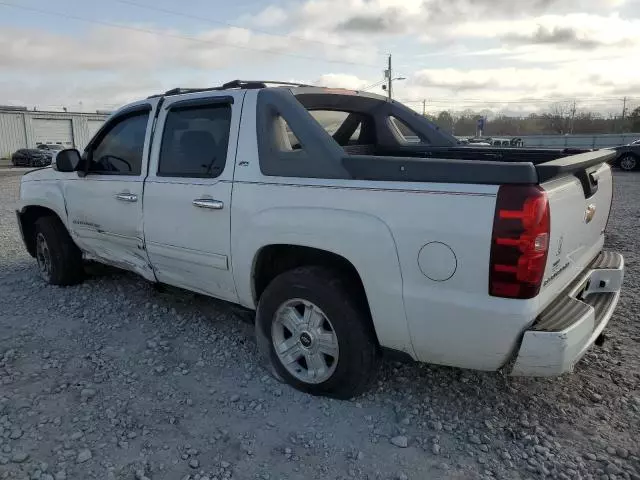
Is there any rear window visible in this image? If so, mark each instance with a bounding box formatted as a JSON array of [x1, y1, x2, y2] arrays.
[[308, 111, 349, 135], [389, 116, 426, 144], [308, 110, 368, 146]]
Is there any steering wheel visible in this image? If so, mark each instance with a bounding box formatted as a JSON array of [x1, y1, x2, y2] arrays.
[[97, 155, 132, 172]]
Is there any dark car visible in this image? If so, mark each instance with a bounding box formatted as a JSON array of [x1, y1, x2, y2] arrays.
[[37, 143, 65, 152], [612, 139, 640, 171], [11, 148, 52, 167]]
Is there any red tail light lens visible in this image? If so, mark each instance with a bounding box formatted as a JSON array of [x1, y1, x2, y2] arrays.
[[489, 185, 550, 299]]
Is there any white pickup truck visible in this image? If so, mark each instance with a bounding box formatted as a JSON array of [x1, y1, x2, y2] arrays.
[[17, 80, 624, 398]]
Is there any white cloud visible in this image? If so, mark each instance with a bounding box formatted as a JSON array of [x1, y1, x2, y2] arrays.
[[450, 13, 640, 48], [311, 60, 640, 116], [315, 74, 371, 89], [0, 22, 377, 74], [244, 5, 288, 28], [277, 0, 632, 37]]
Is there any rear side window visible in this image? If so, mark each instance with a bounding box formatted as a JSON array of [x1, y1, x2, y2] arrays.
[[159, 104, 232, 178]]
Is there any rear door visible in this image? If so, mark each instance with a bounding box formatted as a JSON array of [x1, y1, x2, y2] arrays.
[[143, 91, 245, 302], [64, 101, 158, 280]]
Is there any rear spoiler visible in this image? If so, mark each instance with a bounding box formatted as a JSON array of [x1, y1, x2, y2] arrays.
[[536, 149, 615, 198], [536, 149, 615, 182]]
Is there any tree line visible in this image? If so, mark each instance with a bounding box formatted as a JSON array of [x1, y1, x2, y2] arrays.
[[427, 105, 640, 137]]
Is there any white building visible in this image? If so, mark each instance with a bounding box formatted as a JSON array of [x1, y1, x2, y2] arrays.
[[0, 107, 109, 158]]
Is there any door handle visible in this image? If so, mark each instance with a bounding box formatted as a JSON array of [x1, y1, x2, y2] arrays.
[[114, 192, 138, 202], [193, 198, 224, 210]]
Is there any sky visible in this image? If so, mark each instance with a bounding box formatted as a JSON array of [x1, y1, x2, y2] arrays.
[[1, 0, 639, 116]]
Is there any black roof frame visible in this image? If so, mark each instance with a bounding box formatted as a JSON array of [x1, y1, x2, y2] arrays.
[[148, 80, 313, 99]]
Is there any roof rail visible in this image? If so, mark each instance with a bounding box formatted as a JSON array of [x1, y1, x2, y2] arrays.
[[148, 80, 314, 99], [221, 80, 313, 89]]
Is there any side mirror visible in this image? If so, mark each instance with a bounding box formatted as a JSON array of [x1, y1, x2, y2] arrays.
[[53, 149, 82, 172]]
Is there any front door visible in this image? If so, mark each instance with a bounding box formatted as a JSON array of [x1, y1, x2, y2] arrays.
[[64, 101, 158, 280], [143, 91, 245, 301]]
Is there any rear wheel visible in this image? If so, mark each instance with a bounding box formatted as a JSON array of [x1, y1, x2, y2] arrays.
[[256, 266, 379, 399], [34, 216, 84, 285], [619, 154, 638, 171]]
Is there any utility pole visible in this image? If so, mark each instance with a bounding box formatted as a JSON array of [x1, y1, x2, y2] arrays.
[[422, 99, 426, 116], [386, 54, 392, 101], [569, 100, 577, 134], [618, 97, 627, 134]]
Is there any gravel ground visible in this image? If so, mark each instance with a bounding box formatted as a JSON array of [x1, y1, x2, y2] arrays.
[[1, 172, 639, 480]]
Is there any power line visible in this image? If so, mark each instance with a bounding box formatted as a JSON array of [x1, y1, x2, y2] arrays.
[[112, 0, 382, 55], [400, 97, 636, 105], [0, 1, 379, 69], [361, 80, 386, 91]]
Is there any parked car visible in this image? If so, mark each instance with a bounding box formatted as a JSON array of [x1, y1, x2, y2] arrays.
[[11, 148, 52, 167], [37, 144, 65, 153], [16, 80, 624, 398], [611, 138, 640, 171], [491, 138, 524, 147], [467, 137, 492, 146]]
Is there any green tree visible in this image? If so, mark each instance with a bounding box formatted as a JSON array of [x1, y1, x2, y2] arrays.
[[436, 111, 455, 133]]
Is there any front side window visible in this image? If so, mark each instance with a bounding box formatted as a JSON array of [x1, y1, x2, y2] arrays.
[[159, 104, 232, 178], [89, 111, 149, 175]]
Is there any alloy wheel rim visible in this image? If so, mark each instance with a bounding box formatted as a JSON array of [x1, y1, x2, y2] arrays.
[[271, 299, 339, 384], [36, 233, 52, 280], [621, 156, 636, 170]]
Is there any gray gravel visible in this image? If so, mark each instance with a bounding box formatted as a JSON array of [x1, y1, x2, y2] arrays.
[[1, 172, 639, 480]]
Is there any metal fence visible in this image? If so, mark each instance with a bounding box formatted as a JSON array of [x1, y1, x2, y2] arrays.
[[457, 133, 640, 149]]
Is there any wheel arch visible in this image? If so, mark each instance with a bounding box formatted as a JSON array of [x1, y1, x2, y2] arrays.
[[252, 244, 377, 339], [18, 205, 67, 257]]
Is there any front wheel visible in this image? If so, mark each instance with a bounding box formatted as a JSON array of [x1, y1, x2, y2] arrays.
[[34, 216, 84, 285], [619, 154, 638, 171], [256, 267, 379, 399]]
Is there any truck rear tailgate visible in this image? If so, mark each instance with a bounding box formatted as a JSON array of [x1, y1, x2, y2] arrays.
[[536, 159, 613, 310]]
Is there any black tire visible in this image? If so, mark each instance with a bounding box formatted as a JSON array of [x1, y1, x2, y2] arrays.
[[618, 154, 638, 171], [256, 266, 379, 399], [34, 216, 84, 286]]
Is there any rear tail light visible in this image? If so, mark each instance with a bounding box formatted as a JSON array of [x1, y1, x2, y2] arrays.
[[489, 185, 550, 299]]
